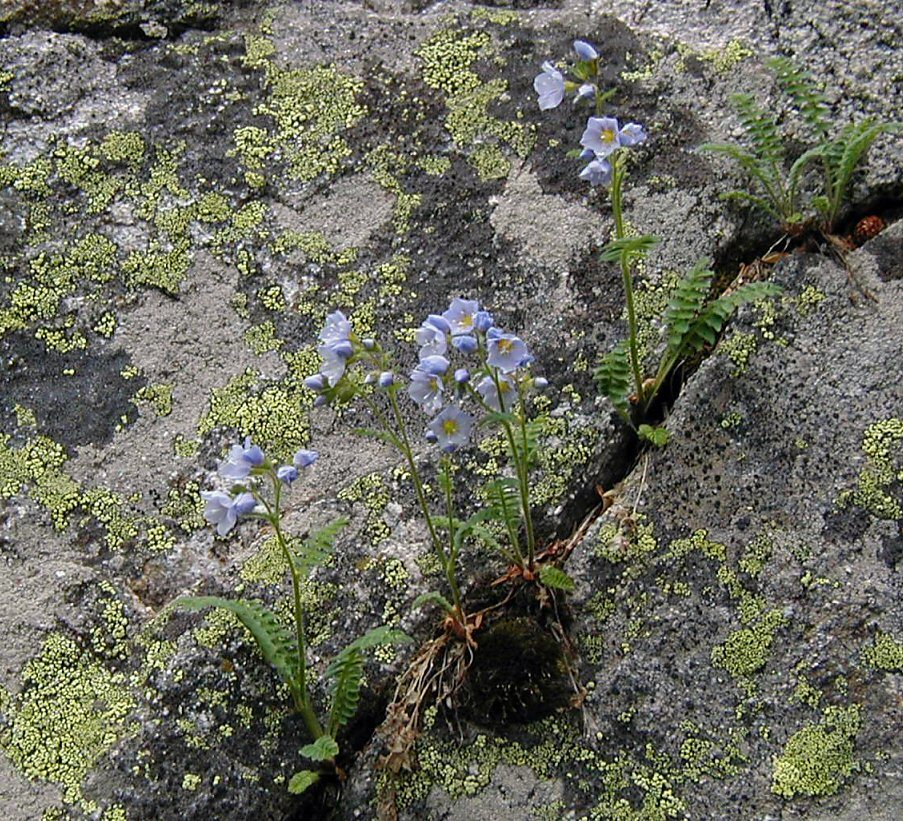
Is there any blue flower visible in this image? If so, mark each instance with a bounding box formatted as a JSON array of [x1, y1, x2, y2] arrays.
[[452, 334, 478, 354], [319, 310, 352, 345], [304, 373, 327, 392], [573, 40, 599, 60], [442, 298, 481, 336], [580, 116, 621, 158], [454, 368, 470, 384], [378, 371, 395, 388], [318, 338, 353, 386], [293, 449, 319, 469], [575, 83, 596, 102], [474, 310, 494, 332], [277, 465, 299, 484], [533, 61, 565, 111], [201, 490, 257, 537], [579, 157, 613, 186], [533, 377, 549, 390], [428, 406, 474, 453], [477, 373, 516, 412], [408, 364, 445, 414], [219, 437, 266, 482], [618, 122, 647, 147], [415, 315, 449, 359], [487, 333, 530, 373]]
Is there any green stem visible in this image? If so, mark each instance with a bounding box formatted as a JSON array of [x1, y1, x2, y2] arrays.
[[264, 474, 324, 742], [386, 391, 465, 621], [439, 456, 461, 603], [610, 155, 645, 409], [489, 369, 535, 569]]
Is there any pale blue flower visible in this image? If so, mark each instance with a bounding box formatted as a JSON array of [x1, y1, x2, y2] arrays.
[[319, 310, 352, 345], [418, 355, 449, 375], [575, 83, 595, 102], [408, 366, 444, 414], [581, 116, 621, 158], [428, 406, 474, 453], [487, 333, 530, 373], [454, 368, 470, 384], [277, 465, 299, 484], [201, 490, 257, 537], [416, 315, 448, 358], [618, 122, 647, 147], [534, 61, 565, 111], [318, 339, 353, 386], [477, 373, 516, 412], [293, 449, 319, 469], [219, 437, 265, 482], [378, 371, 394, 388], [579, 158, 613, 186], [442, 298, 481, 336], [304, 373, 327, 392], [533, 377, 549, 390], [573, 40, 599, 60], [474, 310, 494, 332], [452, 334, 478, 354]]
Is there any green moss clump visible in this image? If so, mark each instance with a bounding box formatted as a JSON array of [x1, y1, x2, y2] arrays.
[[772, 705, 861, 798], [0, 633, 134, 806], [861, 632, 903, 672]]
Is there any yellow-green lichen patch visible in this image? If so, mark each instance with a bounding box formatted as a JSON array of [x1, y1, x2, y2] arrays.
[[719, 331, 758, 376], [771, 705, 861, 798], [198, 369, 312, 462], [366, 145, 423, 235], [839, 418, 903, 520], [739, 533, 773, 578], [81, 487, 141, 551], [338, 472, 391, 547], [417, 29, 492, 96], [133, 383, 174, 417], [161, 481, 206, 533], [244, 320, 284, 355], [861, 632, 903, 672], [795, 285, 826, 316], [237, 29, 366, 185], [0, 633, 135, 807], [0, 435, 81, 529], [384, 711, 690, 819], [711, 608, 787, 682]]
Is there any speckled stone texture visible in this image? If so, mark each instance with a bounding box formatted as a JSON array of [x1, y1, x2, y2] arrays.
[[0, 0, 901, 819]]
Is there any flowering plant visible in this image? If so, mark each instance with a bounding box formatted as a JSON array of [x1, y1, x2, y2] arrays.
[[534, 40, 779, 426], [304, 298, 553, 634], [173, 439, 408, 795]]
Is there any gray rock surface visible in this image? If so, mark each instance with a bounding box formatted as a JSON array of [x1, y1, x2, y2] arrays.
[[0, 1, 901, 819]]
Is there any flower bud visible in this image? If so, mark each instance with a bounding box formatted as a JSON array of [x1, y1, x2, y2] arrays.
[[378, 371, 394, 388]]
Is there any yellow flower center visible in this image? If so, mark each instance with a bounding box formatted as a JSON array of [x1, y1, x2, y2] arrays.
[[442, 419, 458, 435], [498, 338, 513, 354], [602, 128, 616, 143]]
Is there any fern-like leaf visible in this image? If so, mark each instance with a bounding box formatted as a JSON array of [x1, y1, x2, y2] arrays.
[[293, 517, 349, 580], [325, 626, 409, 735], [821, 120, 900, 228], [767, 56, 830, 137], [599, 234, 659, 263], [664, 258, 714, 355], [173, 596, 300, 690], [594, 342, 632, 419], [680, 282, 780, 357], [731, 92, 785, 168]]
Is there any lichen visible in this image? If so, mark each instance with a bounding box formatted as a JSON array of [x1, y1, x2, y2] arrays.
[[772, 705, 861, 798], [839, 418, 903, 519], [861, 632, 903, 672], [0, 633, 135, 807]]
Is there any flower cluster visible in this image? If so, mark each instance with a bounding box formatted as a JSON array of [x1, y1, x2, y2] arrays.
[[304, 299, 546, 454], [533, 39, 647, 185], [201, 436, 319, 535]]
